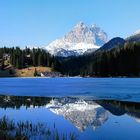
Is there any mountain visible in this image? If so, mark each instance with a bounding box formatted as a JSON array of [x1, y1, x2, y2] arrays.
[[56, 32, 140, 77], [96, 37, 125, 53], [45, 22, 108, 57], [126, 30, 140, 42], [46, 97, 108, 131]]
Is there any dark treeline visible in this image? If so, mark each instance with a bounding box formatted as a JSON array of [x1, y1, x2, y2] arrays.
[[0, 95, 52, 109], [0, 47, 59, 69], [1, 42, 140, 77], [56, 42, 140, 77]]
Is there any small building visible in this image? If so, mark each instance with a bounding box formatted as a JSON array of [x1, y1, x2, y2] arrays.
[[26, 54, 31, 58], [41, 72, 62, 77], [3, 54, 10, 60]]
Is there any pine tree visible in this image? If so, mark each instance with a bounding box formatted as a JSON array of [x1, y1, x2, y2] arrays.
[[34, 68, 38, 77]]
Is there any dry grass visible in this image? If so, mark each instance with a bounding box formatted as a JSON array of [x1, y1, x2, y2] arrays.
[[15, 66, 52, 77], [0, 58, 52, 77]]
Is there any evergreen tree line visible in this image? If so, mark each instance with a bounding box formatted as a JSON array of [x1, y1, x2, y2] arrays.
[[56, 42, 140, 77], [1, 42, 140, 77], [0, 47, 58, 69]]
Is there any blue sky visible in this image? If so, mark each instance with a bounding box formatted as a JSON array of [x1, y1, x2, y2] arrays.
[[0, 0, 140, 47]]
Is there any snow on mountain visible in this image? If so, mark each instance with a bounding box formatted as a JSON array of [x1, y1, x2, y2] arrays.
[[46, 97, 109, 131], [126, 29, 140, 42], [45, 22, 108, 57], [133, 29, 140, 36], [90, 24, 108, 46]]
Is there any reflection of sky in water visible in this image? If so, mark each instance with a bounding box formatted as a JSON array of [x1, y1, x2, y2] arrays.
[[0, 107, 77, 135], [0, 78, 140, 139], [0, 96, 140, 140], [0, 78, 140, 102]]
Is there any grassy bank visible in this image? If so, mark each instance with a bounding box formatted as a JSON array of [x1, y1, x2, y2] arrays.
[[0, 64, 52, 77]]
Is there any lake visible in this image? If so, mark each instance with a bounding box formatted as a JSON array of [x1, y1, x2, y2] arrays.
[[0, 78, 140, 140]]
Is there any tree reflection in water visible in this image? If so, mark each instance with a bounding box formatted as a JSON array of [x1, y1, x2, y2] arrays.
[[0, 95, 140, 139]]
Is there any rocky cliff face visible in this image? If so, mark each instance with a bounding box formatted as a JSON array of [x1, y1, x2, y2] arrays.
[[45, 22, 108, 57]]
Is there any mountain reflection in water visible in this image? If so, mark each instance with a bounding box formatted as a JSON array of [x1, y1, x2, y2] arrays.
[[46, 98, 109, 131], [0, 95, 140, 140]]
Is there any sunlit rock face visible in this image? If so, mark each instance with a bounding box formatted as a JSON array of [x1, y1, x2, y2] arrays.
[[46, 97, 109, 131], [45, 22, 108, 57]]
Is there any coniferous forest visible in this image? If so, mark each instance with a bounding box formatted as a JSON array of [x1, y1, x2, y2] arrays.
[[0, 41, 140, 77], [56, 41, 140, 77], [0, 47, 58, 69]]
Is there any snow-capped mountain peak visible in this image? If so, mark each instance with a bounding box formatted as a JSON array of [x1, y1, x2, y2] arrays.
[[45, 22, 108, 57], [75, 21, 87, 29]]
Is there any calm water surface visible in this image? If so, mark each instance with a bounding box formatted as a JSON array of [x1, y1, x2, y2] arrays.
[[0, 78, 140, 101], [0, 78, 140, 140]]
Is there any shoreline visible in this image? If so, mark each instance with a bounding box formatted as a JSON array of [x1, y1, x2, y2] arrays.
[[1, 76, 140, 78]]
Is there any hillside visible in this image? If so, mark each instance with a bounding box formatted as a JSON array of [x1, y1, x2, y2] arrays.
[[15, 66, 52, 77], [0, 64, 52, 77], [0, 47, 56, 77], [56, 41, 140, 77]]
